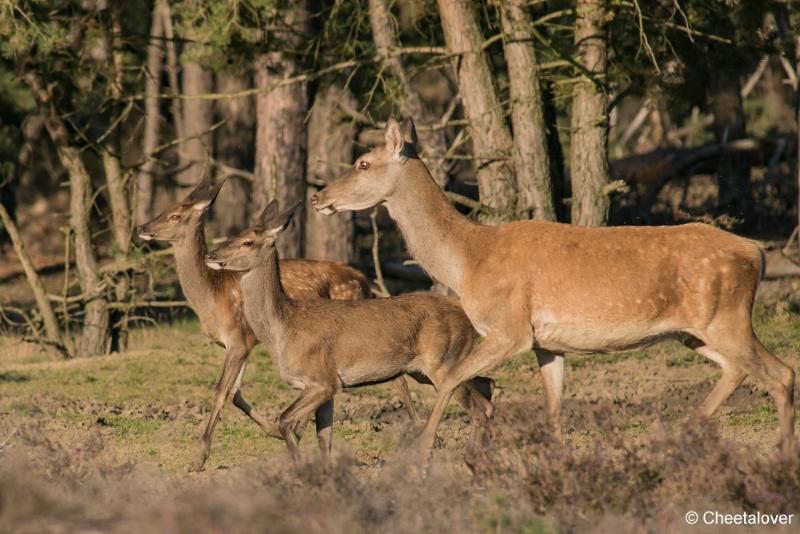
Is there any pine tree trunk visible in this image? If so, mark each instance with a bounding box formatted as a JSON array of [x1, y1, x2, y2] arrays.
[[570, 0, 610, 226], [369, 0, 450, 188], [135, 0, 164, 224], [436, 0, 517, 218], [500, 0, 556, 221], [305, 85, 356, 263], [176, 59, 213, 198], [252, 4, 309, 258], [543, 82, 566, 220], [26, 73, 110, 356], [212, 70, 253, 235], [709, 68, 751, 220]]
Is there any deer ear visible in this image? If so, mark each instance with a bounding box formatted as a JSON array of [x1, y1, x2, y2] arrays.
[[400, 117, 418, 148], [384, 117, 404, 161], [186, 176, 226, 211], [258, 199, 280, 228], [265, 200, 302, 236], [257, 199, 300, 236]]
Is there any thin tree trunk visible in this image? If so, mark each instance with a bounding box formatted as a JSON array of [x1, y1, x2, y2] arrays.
[[368, 0, 450, 188], [212, 70, 253, 236], [176, 60, 213, 198], [543, 82, 566, 220], [105, 9, 132, 352], [436, 0, 517, 217], [102, 153, 130, 258], [500, 0, 556, 221], [135, 0, 165, 224], [161, 2, 184, 142], [105, 10, 132, 258], [570, 0, 610, 226], [0, 203, 64, 352], [795, 33, 800, 251], [252, 3, 309, 258], [305, 84, 355, 263], [709, 68, 752, 221], [26, 73, 109, 356]]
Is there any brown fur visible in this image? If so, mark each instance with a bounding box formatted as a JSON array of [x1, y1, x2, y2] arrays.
[[136, 178, 416, 471], [206, 202, 495, 463], [312, 117, 796, 457]]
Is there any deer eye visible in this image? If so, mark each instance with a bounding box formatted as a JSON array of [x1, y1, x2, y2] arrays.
[[241, 240, 254, 248], [168, 214, 180, 222], [358, 160, 370, 170]]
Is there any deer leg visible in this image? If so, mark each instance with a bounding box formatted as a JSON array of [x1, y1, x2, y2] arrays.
[[535, 350, 565, 442], [697, 331, 795, 456], [315, 398, 334, 459], [684, 340, 747, 421], [279, 386, 335, 462], [392, 376, 421, 426], [754, 337, 796, 455], [231, 363, 283, 440], [190, 345, 248, 472], [415, 333, 531, 456], [453, 378, 496, 466]]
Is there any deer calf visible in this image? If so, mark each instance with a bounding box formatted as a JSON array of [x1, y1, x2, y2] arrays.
[[136, 177, 419, 471], [205, 200, 495, 462]]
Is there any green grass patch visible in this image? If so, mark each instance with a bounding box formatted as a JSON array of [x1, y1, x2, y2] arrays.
[[567, 351, 646, 369], [97, 415, 161, 439], [728, 404, 778, 428], [666, 352, 707, 368]]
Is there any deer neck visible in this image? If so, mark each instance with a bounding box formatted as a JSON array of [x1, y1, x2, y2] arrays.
[[239, 246, 288, 351], [172, 220, 218, 312], [384, 163, 478, 293]]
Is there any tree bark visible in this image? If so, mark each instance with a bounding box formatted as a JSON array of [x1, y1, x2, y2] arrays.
[[252, 4, 309, 259], [305, 85, 356, 263], [500, 0, 557, 221], [570, 0, 610, 226], [26, 73, 109, 356], [709, 68, 752, 220], [104, 9, 133, 352], [176, 59, 214, 198], [212, 70, 254, 235], [135, 0, 165, 224], [436, 0, 517, 218], [0, 202, 64, 351], [368, 0, 450, 188], [543, 82, 566, 220], [161, 2, 184, 142]]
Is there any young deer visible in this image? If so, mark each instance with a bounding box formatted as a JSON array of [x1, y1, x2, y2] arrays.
[[205, 200, 495, 462], [312, 117, 796, 456], [136, 177, 419, 471]]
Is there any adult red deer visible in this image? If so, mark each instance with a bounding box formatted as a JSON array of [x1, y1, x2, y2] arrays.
[[311, 117, 796, 456], [136, 177, 419, 471]]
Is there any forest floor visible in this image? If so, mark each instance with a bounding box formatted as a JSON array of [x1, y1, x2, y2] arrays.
[[1, 303, 800, 533]]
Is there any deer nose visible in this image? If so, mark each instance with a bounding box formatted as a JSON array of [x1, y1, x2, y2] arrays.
[[206, 252, 216, 261], [310, 194, 320, 205]]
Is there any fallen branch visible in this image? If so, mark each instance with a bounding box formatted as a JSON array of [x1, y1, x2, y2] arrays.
[[0, 202, 64, 349], [106, 300, 189, 310]]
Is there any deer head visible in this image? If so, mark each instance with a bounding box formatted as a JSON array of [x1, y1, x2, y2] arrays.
[[311, 117, 418, 214], [136, 175, 225, 243], [205, 199, 300, 271]]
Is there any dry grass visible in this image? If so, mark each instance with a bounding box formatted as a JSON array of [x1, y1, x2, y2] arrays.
[[1, 307, 799, 533]]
